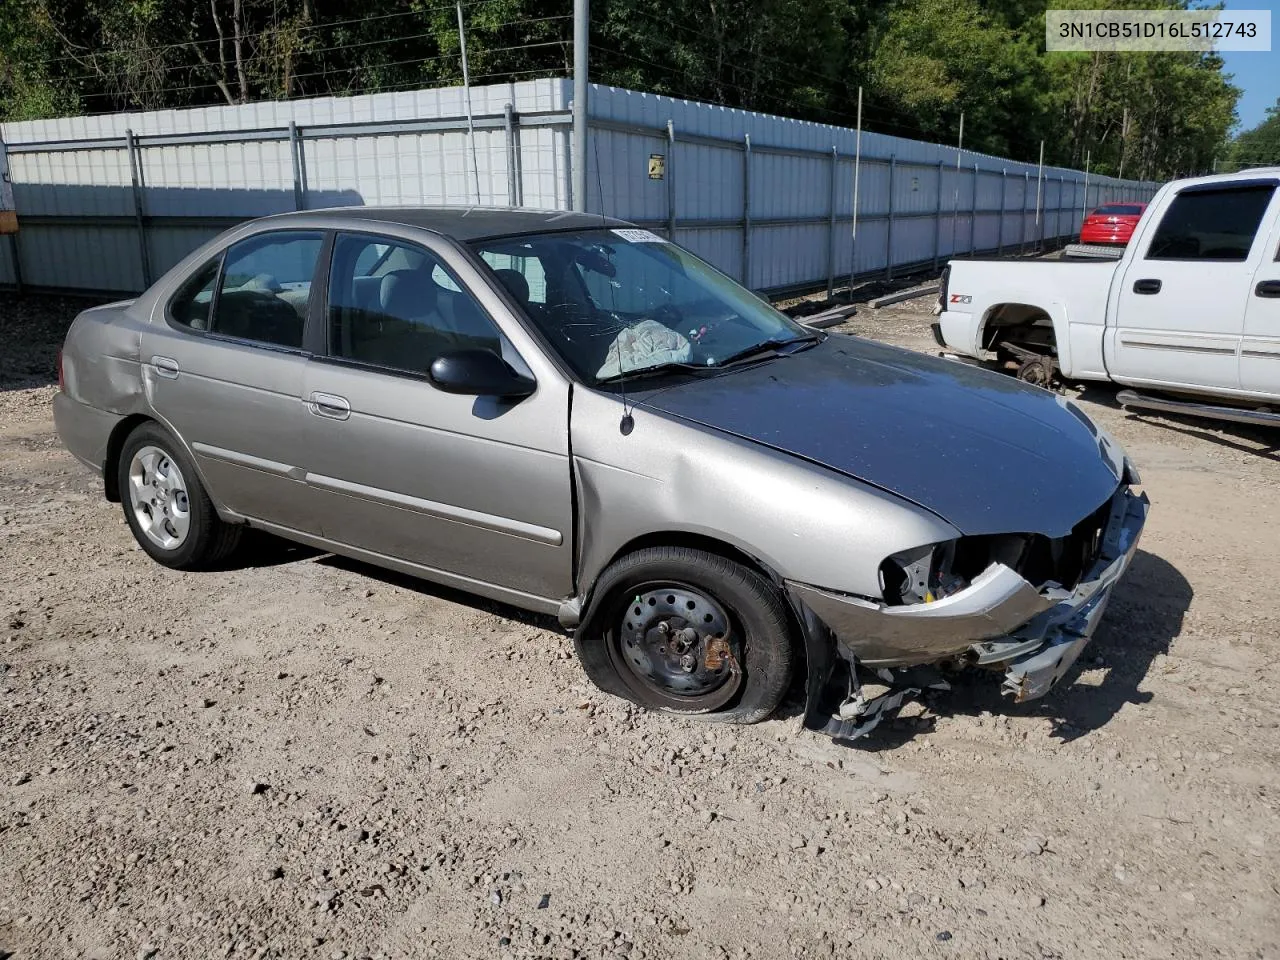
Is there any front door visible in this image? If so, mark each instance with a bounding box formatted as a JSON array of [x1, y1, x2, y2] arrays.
[[142, 229, 328, 533], [301, 230, 574, 605], [1109, 181, 1277, 394]]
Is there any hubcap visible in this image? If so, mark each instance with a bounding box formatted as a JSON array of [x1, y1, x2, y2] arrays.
[[618, 585, 741, 709], [127, 445, 191, 551]]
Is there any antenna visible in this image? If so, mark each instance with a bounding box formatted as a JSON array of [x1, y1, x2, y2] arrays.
[[592, 129, 632, 434]]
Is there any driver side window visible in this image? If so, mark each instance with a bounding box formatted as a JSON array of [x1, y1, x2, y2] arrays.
[[327, 233, 502, 375]]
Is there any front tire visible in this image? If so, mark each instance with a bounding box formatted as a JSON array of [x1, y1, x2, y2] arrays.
[[118, 422, 241, 570], [576, 547, 795, 724]]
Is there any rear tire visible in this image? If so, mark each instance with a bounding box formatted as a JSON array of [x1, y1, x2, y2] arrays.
[[117, 422, 241, 570], [576, 547, 794, 724]]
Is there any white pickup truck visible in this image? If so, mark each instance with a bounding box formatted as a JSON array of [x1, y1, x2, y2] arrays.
[[933, 169, 1280, 425]]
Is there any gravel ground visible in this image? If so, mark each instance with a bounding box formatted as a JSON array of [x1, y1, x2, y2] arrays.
[[2, 291, 1278, 960]]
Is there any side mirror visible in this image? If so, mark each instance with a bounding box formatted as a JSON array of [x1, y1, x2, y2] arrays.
[[429, 349, 536, 399]]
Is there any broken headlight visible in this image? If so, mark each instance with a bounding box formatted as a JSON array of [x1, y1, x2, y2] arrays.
[[879, 535, 1032, 606], [879, 542, 965, 605]]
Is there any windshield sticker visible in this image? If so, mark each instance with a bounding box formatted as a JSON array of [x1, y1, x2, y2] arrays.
[[611, 228, 666, 244]]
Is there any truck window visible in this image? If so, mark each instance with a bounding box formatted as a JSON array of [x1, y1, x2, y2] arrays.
[[1146, 185, 1275, 262]]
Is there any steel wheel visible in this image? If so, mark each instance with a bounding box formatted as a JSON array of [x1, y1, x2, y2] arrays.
[[576, 546, 795, 723], [126, 444, 191, 551], [615, 582, 742, 711]]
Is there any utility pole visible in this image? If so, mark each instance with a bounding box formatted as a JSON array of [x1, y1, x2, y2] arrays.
[[849, 87, 862, 292], [572, 0, 589, 212], [1082, 149, 1091, 225], [1035, 140, 1045, 250], [457, 2, 480, 205], [1118, 107, 1128, 181], [949, 112, 964, 258]]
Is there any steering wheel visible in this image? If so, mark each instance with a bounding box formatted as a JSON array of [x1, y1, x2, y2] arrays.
[[651, 303, 684, 331]]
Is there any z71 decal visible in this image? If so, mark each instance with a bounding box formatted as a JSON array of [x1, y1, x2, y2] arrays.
[[949, 294, 973, 305]]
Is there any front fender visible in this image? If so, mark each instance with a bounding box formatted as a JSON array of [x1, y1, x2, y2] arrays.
[[568, 388, 961, 604]]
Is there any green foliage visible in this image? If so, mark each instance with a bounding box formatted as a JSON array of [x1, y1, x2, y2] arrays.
[[0, 0, 1240, 180], [868, 0, 1047, 159], [1225, 99, 1280, 170]]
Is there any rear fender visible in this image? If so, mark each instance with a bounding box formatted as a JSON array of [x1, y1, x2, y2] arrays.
[[977, 296, 1073, 376]]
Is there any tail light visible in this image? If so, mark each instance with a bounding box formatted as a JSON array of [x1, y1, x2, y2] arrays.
[[57, 348, 65, 392]]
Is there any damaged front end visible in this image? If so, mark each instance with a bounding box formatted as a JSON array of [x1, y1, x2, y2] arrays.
[[788, 483, 1148, 740]]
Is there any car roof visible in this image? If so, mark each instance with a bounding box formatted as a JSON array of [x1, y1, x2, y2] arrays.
[[258, 205, 634, 241], [1161, 168, 1280, 191]]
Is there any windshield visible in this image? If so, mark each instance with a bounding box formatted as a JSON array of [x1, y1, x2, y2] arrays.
[[1093, 204, 1144, 216], [471, 228, 813, 386]]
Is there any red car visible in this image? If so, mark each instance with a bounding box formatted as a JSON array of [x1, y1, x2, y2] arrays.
[[1079, 202, 1147, 246]]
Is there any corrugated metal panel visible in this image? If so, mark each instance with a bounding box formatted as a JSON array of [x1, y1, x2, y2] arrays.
[[586, 82, 1156, 290], [0, 77, 1155, 294], [15, 222, 145, 291], [0, 236, 14, 286]]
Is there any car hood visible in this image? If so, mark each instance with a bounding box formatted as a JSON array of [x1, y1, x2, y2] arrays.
[[633, 335, 1122, 537]]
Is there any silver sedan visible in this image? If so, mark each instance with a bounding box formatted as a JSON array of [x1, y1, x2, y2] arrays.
[[54, 207, 1147, 736]]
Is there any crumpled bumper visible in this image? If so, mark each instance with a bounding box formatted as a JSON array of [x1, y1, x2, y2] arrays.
[[787, 485, 1148, 702]]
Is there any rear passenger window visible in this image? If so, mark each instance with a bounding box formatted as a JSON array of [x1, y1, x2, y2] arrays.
[[169, 258, 220, 330], [1146, 186, 1275, 261], [327, 233, 502, 375], [211, 231, 323, 348]]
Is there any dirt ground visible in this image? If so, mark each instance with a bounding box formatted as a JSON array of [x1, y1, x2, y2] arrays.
[[2, 290, 1278, 960]]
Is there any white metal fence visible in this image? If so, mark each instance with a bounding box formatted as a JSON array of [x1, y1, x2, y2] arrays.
[[0, 78, 1157, 297]]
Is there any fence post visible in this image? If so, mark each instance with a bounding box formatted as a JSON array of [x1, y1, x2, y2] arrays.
[[2, 131, 21, 294], [666, 119, 676, 240], [742, 134, 752, 287], [969, 163, 979, 254], [1021, 171, 1030, 256], [288, 122, 304, 210], [884, 155, 896, 281], [503, 104, 519, 206], [125, 129, 153, 289], [996, 169, 1007, 257], [827, 145, 838, 298], [932, 159, 944, 271]]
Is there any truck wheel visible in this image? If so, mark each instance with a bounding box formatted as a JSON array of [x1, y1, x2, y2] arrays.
[[576, 547, 795, 724]]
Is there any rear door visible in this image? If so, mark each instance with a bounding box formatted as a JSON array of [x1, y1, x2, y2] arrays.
[[142, 229, 329, 532], [300, 230, 574, 605], [1109, 181, 1278, 393], [1241, 195, 1280, 398]]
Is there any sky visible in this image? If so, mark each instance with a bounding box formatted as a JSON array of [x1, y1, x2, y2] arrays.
[[1218, 0, 1280, 131]]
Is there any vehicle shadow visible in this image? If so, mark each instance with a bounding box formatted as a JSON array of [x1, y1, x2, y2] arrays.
[[314, 553, 562, 631], [300, 545, 1191, 750], [853, 548, 1192, 749], [234, 530, 327, 569], [1073, 382, 1280, 462]]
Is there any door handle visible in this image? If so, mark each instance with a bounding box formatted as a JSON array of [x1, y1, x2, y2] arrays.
[[309, 392, 351, 420], [1132, 279, 1162, 295], [1256, 280, 1280, 299], [151, 356, 180, 379]]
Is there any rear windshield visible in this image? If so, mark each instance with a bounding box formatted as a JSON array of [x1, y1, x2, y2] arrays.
[[1093, 204, 1144, 216]]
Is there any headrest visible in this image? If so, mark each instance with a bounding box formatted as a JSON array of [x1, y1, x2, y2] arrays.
[[379, 269, 437, 319], [494, 268, 530, 305]]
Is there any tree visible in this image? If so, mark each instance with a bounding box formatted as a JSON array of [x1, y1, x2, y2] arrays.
[[1225, 99, 1280, 170]]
